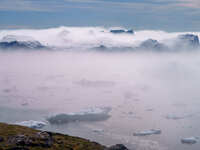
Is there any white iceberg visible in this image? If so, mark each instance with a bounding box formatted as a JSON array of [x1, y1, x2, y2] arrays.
[[165, 113, 194, 120], [181, 137, 199, 144], [15, 120, 47, 129], [133, 129, 161, 136], [75, 79, 115, 87], [47, 107, 111, 124], [92, 128, 104, 133]]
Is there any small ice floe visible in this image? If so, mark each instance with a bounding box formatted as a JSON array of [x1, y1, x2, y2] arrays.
[[15, 120, 47, 129], [181, 137, 199, 144], [133, 129, 161, 136], [21, 101, 29, 106], [165, 114, 193, 120], [146, 108, 154, 112], [75, 79, 115, 88], [47, 107, 111, 124], [92, 129, 104, 133]]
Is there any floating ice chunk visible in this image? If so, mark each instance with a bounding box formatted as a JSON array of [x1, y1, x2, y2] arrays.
[[165, 114, 193, 120], [133, 129, 161, 136], [181, 137, 199, 144], [165, 114, 184, 120], [75, 79, 115, 87], [47, 107, 111, 124], [92, 129, 104, 133], [15, 120, 47, 129], [146, 108, 154, 112]]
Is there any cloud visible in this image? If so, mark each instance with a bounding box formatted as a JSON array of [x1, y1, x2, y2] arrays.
[[178, 0, 200, 8], [0, 0, 44, 11], [0, 0, 198, 12], [0, 0, 200, 31]]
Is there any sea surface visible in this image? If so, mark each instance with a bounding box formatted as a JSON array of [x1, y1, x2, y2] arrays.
[[1, 27, 200, 150], [1, 50, 200, 150]]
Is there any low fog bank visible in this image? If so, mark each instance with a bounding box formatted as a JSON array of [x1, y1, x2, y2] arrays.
[[1, 44, 200, 150], [0, 27, 200, 52]]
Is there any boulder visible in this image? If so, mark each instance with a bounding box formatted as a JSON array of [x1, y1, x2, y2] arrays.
[[36, 131, 53, 147], [106, 144, 129, 150], [6, 148, 30, 150], [8, 134, 35, 146], [7, 132, 53, 148], [0, 136, 4, 142]]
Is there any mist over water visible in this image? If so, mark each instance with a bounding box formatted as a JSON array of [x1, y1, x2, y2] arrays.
[[0, 26, 199, 50], [1, 27, 200, 150]]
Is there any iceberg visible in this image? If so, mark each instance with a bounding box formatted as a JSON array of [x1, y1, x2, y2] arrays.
[[133, 129, 161, 136], [0, 35, 46, 50], [92, 129, 104, 133], [75, 79, 115, 87], [138, 39, 168, 51], [47, 107, 111, 124], [15, 120, 47, 129], [181, 137, 198, 144], [110, 29, 134, 34], [178, 34, 199, 48], [172, 34, 200, 50], [165, 113, 194, 120]]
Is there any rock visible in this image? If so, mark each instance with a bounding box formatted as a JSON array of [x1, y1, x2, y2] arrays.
[[8, 134, 34, 146], [0, 122, 106, 150], [181, 137, 198, 144], [7, 132, 53, 148], [6, 148, 30, 150], [178, 34, 199, 48], [133, 129, 161, 136], [36, 131, 53, 147], [138, 39, 167, 51], [0, 136, 4, 142], [106, 144, 129, 150]]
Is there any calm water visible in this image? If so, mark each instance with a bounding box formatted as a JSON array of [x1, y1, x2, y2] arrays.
[[1, 51, 200, 150]]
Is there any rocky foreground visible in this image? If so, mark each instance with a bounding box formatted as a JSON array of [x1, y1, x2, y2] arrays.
[[0, 122, 128, 150]]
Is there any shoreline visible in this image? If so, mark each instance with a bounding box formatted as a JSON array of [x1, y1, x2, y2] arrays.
[[0, 122, 128, 150]]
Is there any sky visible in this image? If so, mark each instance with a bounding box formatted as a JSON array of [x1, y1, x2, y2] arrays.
[[0, 0, 200, 31]]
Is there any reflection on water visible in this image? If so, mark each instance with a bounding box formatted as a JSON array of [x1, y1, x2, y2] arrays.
[[1, 51, 200, 150]]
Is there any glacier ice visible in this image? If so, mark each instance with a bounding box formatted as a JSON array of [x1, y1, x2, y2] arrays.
[[47, 107, 112, 124], [133, 129, 161, 136], [181, 137, 199, 144], [15, 120, 47, 129]]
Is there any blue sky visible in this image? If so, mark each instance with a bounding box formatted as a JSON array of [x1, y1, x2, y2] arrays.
[[0, 0, 200, 31]]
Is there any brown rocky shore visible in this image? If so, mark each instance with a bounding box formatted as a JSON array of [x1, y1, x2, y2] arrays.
[[0, 122, 129, 150]]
